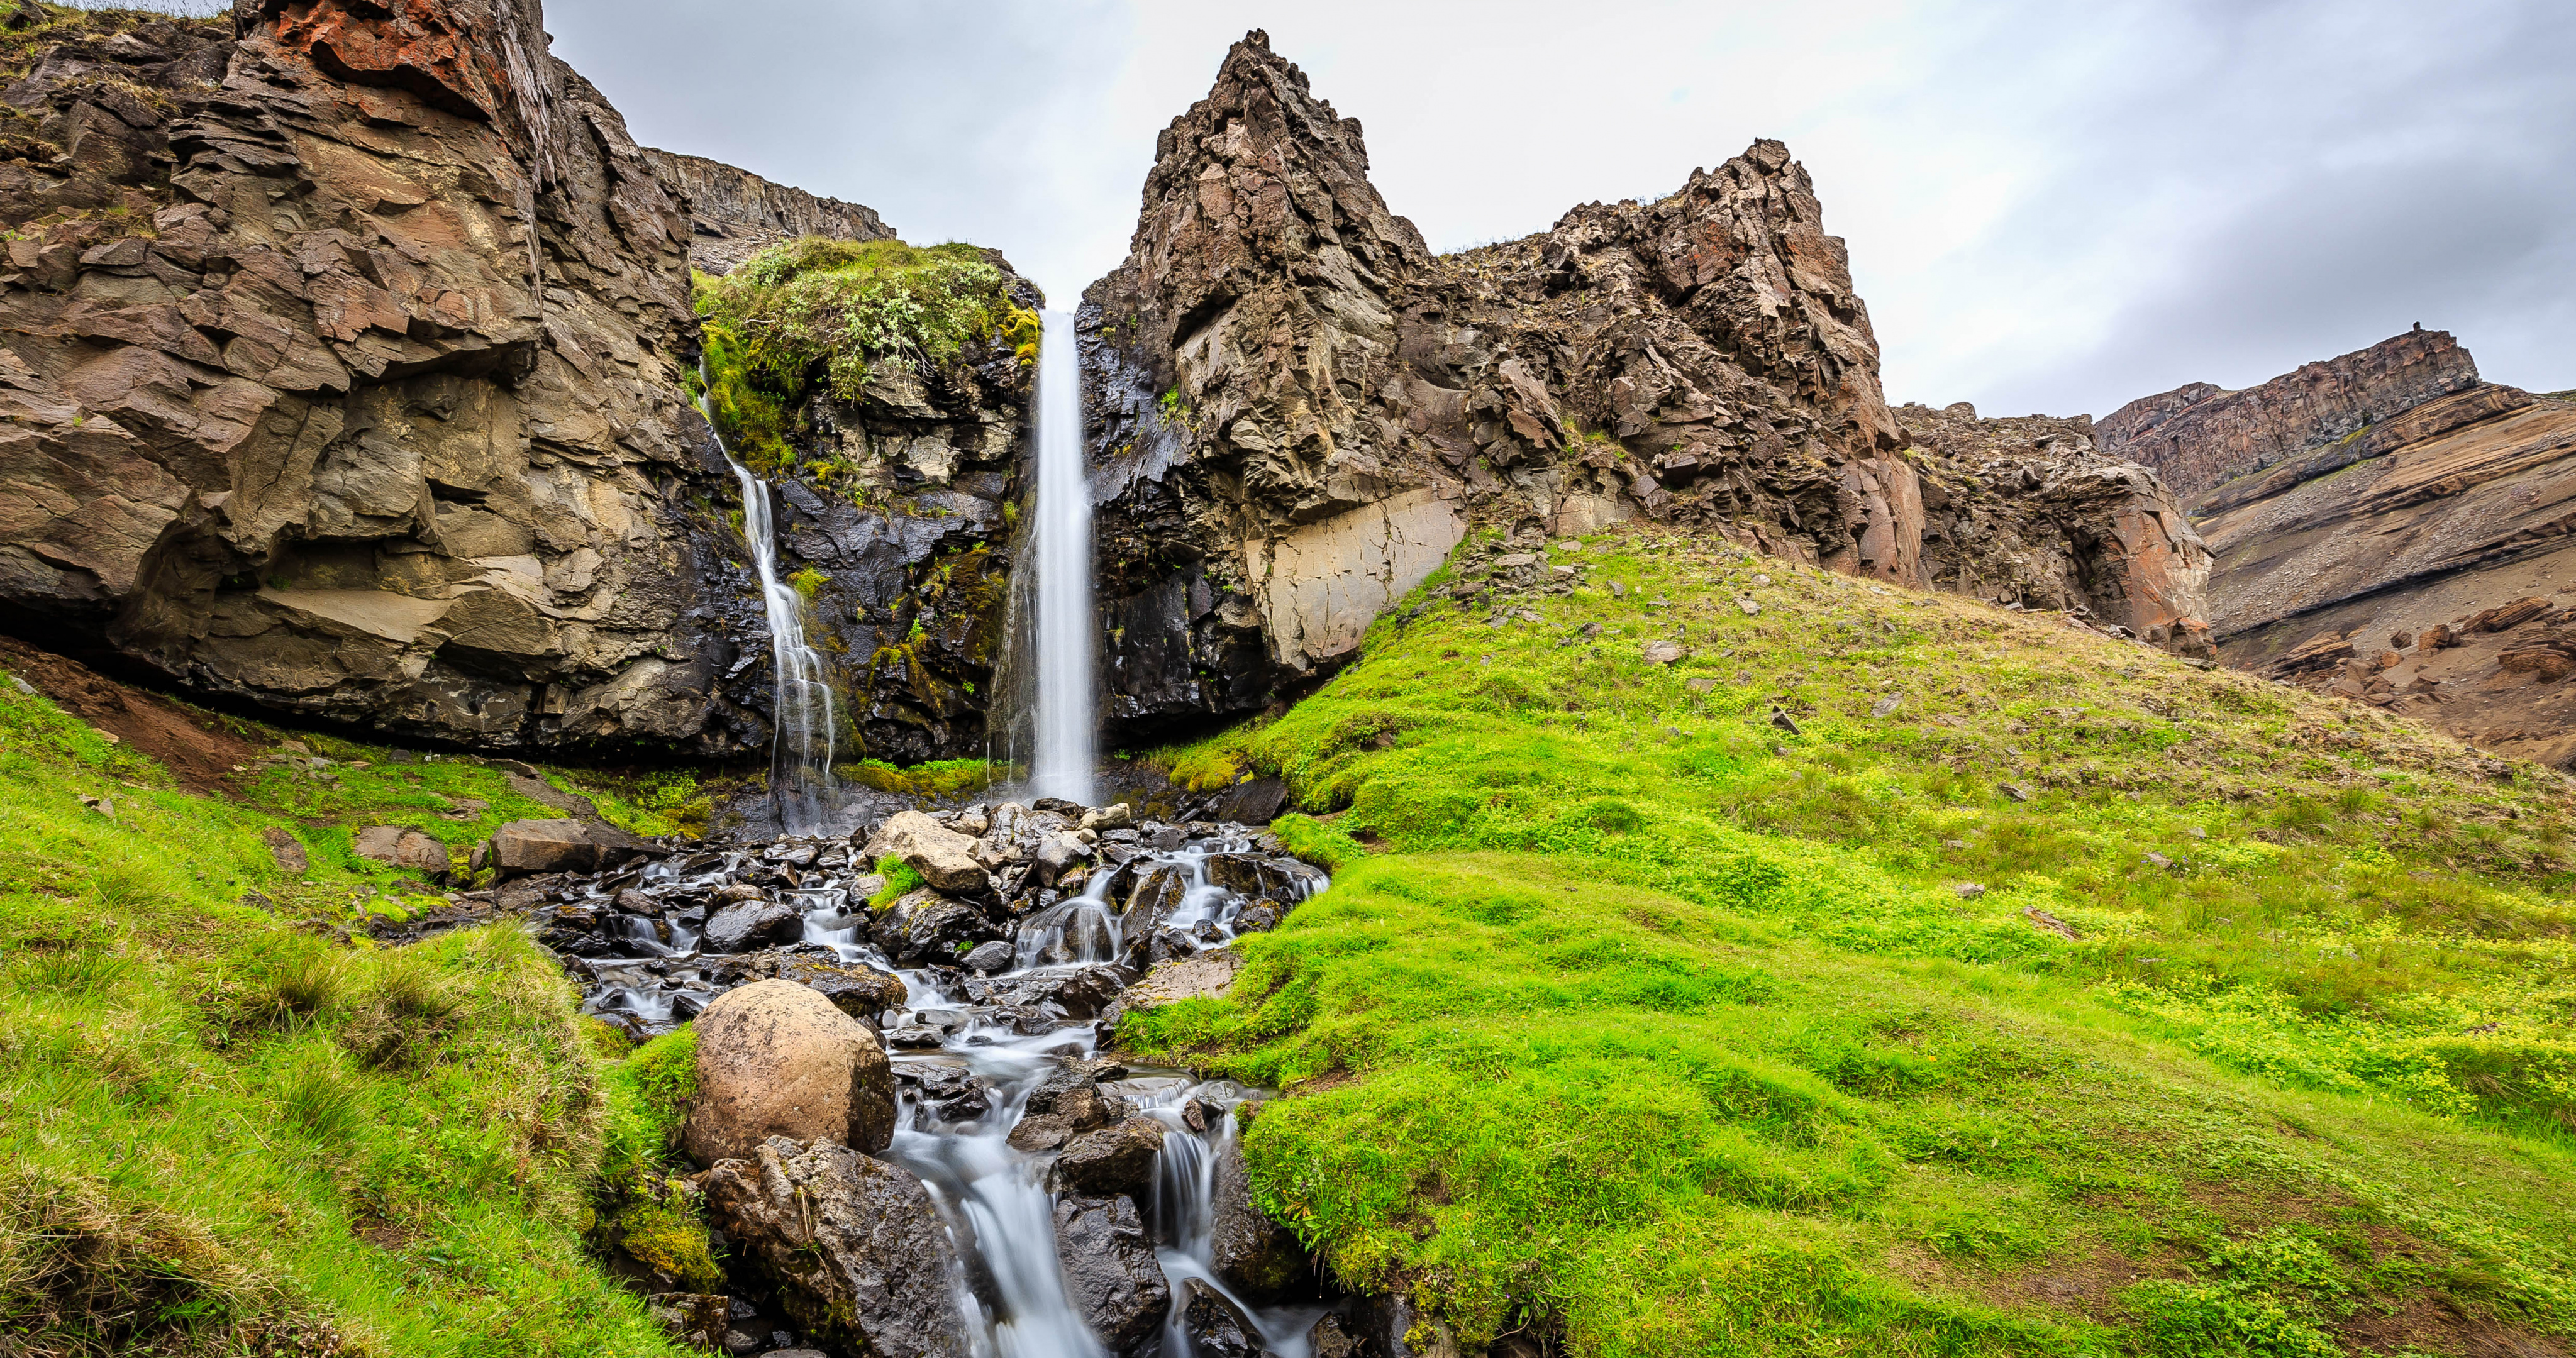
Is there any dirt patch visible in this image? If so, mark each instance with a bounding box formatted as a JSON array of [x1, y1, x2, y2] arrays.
[[0, 635, 265, 793], [2339, 1293, 2570, 1358]]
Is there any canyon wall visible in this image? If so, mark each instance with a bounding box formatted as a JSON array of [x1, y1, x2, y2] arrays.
[[2111, 328, 2576, 768], [1075, 30, 2213, 736], [0, 0, 784, 752], [2101, 328, 2482, 498], [643, 146, 894, 276]]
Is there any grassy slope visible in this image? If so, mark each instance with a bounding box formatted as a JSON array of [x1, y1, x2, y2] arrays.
[[0, 675, 698, 1355], [1130, 527, 2576, 1357]]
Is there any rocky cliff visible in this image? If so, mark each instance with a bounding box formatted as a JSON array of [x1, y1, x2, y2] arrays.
[[0, 1, 808, 753], [2101, 328, 2482, 498], [1896, 402, 2211, 652], [1073, 30, 2210, 737], [643, 147, 894, 276]]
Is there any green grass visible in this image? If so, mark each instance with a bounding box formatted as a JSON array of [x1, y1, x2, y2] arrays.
[[840, 756, 996, 801], [0, 668, 694, 1354], [688, 237, 1034, 478], [1131, 526, 2576, 1355]]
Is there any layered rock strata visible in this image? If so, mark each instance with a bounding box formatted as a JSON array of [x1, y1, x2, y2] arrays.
[[2101, 328, 2482, 498], [0, 1, 772, 751], [1073, 30, 2209, 739], [642, 147, 893, 276]]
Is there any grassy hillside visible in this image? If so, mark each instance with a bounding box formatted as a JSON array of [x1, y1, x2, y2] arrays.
[[1130, 527, 2576, 1357], [0, 666, 698, 1356]]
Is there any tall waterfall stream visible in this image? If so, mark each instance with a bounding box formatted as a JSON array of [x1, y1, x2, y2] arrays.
[[638, 331, 1326, 1355], [699, 373, 840, 834]]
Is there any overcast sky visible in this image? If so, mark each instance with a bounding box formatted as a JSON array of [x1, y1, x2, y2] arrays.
[[545, 0, 2575, 420]]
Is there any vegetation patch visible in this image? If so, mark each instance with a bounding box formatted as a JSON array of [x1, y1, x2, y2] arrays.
[[0, 659, 695, 1355], [688, 237, 1030, 475], [1133, 525, 2576, 1354]]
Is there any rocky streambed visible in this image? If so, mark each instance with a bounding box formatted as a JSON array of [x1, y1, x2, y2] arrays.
[[408, 795, 1421, 1357]]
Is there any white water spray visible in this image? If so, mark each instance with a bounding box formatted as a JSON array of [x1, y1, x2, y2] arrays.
[[699, 370, 838, 833], [1029, 309, 1095, 804]]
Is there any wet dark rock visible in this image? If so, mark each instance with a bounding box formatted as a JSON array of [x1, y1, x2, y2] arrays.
[[1032, 834, 1091, 889], [1048, 1117, 1167, 1198], [886, 1024, 948, 1050], [1307, 1295, 1421, 1358], [702, 1137, 970, 1358], [1212, 1141, 1314, 1305], [871, 889, 1006, 966], [702, 898, 801, 952], [962, 941, 1014, 974], [1204, 854, 1326, 905], [901, 1064, 994, 1122], [1236, 904, 1283, 934], [1197, 777, 1289, 827], [770, 954, 908, 1018], [645, 1293, 729, 1350], [961, 968, 1127, 1022], [1005, 1112, 1074, 1152], [1180, 1278, 1276, 1358], [1053, 1195, 1170, 1355]]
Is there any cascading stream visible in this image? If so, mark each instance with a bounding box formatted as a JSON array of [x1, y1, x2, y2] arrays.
[[553, 817, 1331, 1357], [1029, 309, 1096, 805], [698, 371, 839, 833]]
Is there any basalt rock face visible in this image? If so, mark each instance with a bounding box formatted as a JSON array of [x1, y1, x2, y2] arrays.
[[1897, 402, 2214, 653], [1075, 30, 2200, 740], [747, 270, 1038, 766], [0, 2, 782, 753], [641, 147, 894, 276], [2100, 328, 2482, 499]]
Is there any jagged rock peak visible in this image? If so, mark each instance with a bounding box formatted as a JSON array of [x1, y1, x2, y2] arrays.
[[2099, 327, 2483, 498], [642, 148, 896, 276]]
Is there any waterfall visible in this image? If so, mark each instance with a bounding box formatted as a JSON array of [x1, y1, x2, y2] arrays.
[[699, 374, 839, 834], [1029, 309, 1096, 805]]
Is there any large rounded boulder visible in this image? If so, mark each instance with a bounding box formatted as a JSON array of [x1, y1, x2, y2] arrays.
[[683, 980, 896, 1162]]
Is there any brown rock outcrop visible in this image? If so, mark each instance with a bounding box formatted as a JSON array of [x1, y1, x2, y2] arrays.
[[2100, 328, 2482, 498], [1066, 30, 2211, 739], [0, 2, 779, 751], [1897, 402, 2213, 653], [641, 147, 892, 276]]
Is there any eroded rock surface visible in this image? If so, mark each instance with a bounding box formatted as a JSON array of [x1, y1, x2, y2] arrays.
[[0, 3, 791, 750], [1896, 402, 2213, 653], [701, 1136, 969, 1358], [642, 147, 892, 276], [1072, 30, 2215, 740], [2101, 327, 2482, 498]]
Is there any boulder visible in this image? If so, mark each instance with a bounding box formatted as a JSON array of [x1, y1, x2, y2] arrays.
[[1201, 777, 1290, 827], [1032, 834, 1091, 889], [261, 827, 309, 875], [1212, 1140, 1314, 1304], [1006, 1113, 1075, 1152], [683, 980, 895, 1163], [492, 819, 598, 876], [1179, 1278, 1272, 1358], [962, 940, 1014, 974], [867, 811, 989, 894], [353, 825, 452, 874], [702, 898, 802, 953], [1048, 1117, 1167, 1198], [702, 1137, 969, 1358], [871, 889, 1004, 966], [1053, 1195, 1169, 1355]]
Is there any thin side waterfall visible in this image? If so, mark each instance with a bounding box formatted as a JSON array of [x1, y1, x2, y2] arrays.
[[1029, 308, 1096, 804], [698, 371, 838, 833]]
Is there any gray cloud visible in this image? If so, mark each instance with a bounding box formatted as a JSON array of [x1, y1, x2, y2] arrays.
[[543, 0, 2576, 416]]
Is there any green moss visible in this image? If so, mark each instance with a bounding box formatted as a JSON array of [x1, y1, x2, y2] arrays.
[[841, 758, 994, 802], [690, 237, 1015, 479], [869, 856, 923, 909], [1133, 526, 2576, 1353], [789, 566, 831, 600]]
